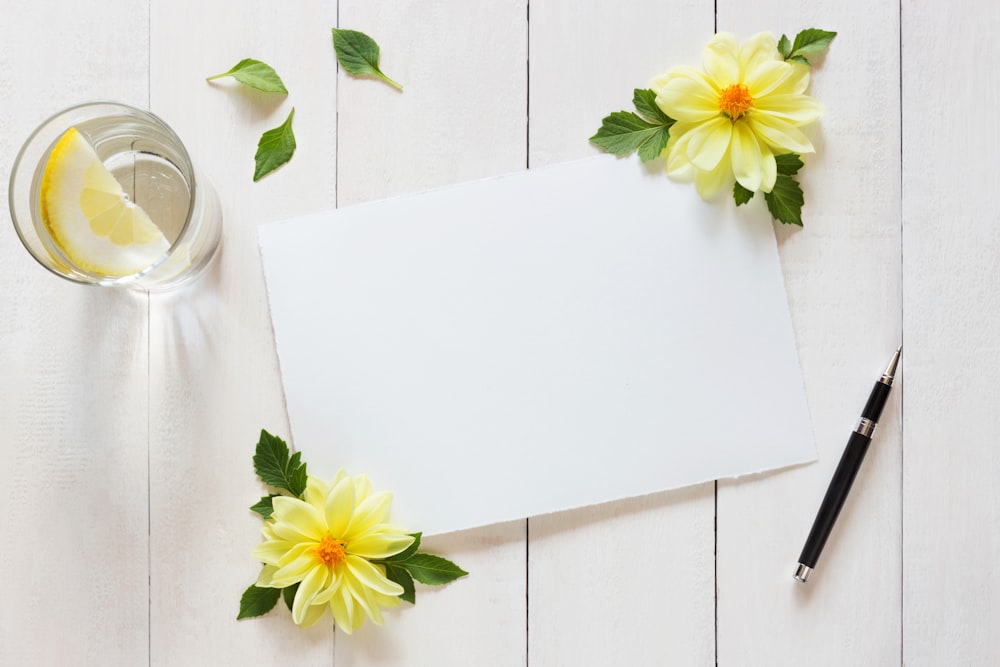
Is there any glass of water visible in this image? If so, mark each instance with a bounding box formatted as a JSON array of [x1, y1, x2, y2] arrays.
[[9, 101, 221, 290]]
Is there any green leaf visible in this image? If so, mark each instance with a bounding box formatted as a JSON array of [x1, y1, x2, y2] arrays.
[[789, 29, 837, 61], [733, 182, 755, 206], [282, 582, 300, 613], [206, 58, 288, 94], [288, 452, 307, 498], [774, 153, 803, 176], [384, 563, 416, 604], [253, 108, 297, 182], [590, 111, 671, 163], [396, 553, 469, 586], [332, 28, 402, 90], [590, 89, 675, 163], [777, 34, 792, 59], [237, 584, 281, 619], [385, 532, 422, 562], [253, 428, 307, 495], [764, 174, 805, 226], [787, 55, 811, 66], [250, 494, 279, 519], [632, 88, 672, 125]]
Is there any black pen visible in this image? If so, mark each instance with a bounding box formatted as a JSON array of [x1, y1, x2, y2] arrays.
[[794, 346, 902, 583]]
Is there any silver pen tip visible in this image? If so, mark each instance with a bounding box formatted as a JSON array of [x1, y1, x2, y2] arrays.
[[883, 345, 902, 381]]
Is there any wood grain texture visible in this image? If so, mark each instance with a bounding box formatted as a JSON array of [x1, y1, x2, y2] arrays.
[[0, 1, 150, 664], [334, 1, 530, 664], [714, 3, 903, 665], [148, 1, 338, 664], [336, 0, 529, 206], [526, 1, 717, 663], [902, 2, 1000, 664]]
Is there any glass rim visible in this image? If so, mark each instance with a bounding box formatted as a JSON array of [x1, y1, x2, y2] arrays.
[[8, 99, 199, 287]]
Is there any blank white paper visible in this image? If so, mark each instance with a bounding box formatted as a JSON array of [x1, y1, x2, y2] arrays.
[[259, 155, 814, 535]]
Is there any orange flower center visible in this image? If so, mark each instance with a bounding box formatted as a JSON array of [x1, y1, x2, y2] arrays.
[[718, 83, 753, 120], [314, 534, 347, 566]]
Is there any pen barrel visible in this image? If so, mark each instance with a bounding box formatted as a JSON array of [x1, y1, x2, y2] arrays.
[[861, 380, 892, 423], [797, 431, 872, 569]]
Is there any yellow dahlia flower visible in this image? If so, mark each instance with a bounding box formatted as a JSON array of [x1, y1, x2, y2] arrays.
[[652, 31, 824, 198], [252, 471, 414, 632]]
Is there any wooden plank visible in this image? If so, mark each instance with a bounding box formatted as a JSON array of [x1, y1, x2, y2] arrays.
[[147, 2, 338, 664], [901, 2, 1000, 663], [333, 0, 529, 664], [714, 4, 903, 665], [336, 0, 529, 206], [0, 1, 150, 663], [526, 1, 717, 663]]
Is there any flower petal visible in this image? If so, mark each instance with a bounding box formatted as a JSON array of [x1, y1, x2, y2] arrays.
[[747, 114, 815, 154], [343, 580, 369, 632], [251, 538, 297, 566], [261, 521, 280, 541], [771, 61, 810, 95], [730, 121, 764, 192], [304, 475, 329, 506], [693, 147, 732, 199], [324, 475, 355, 538], [345, 555, 405, 597], [347, 530, 414, 560], [329, 585, 356, 635], [753, 94, 825, 125], [364, 592, 385, 626], [738, 31, 779, 77], [663, 124, 695, 180], [656, 68, 722, 122], [292, 565, 331, 625], [312, 566, 343, 605], [373, 591, 402, 611], [344, 491, 393, 539], [703, 32, 739, 87], [684, 116, 733, 172], [352, 474, 372, 504], [365, 588, 389, 626], [296, 601, 329, 629], [255, 565, 279, 588], [760, 143, 777, 193], [345, 577, 383, 627], [271, 548, 319, 588], [275, 541, 313, 567], [649, 71, 672, 93], [745, 60, 794, 99], [666, 155, 694, 180], [271, 496, 326, 541]]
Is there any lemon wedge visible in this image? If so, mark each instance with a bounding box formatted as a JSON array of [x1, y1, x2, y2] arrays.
[[40, 127, 170, 276]]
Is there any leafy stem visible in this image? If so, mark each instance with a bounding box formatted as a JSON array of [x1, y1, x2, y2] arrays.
[[370, 532, 468, 603], [206, 58, 288, 93], [375, 71, 403, 91], [589, 88, 675, 162], [778, 28, 837, 67], [332, 28, 403, 91], [731, 153, 806, 226], [253, 109, 297, 182]]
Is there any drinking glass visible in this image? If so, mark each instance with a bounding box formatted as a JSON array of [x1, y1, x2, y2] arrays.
[[9, 101, 221, 290]]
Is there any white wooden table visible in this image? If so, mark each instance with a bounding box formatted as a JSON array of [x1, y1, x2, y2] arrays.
[[1, 0, 995, 664]]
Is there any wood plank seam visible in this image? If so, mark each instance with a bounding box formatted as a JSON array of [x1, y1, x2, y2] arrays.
[[896, 1, 905, 661]]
